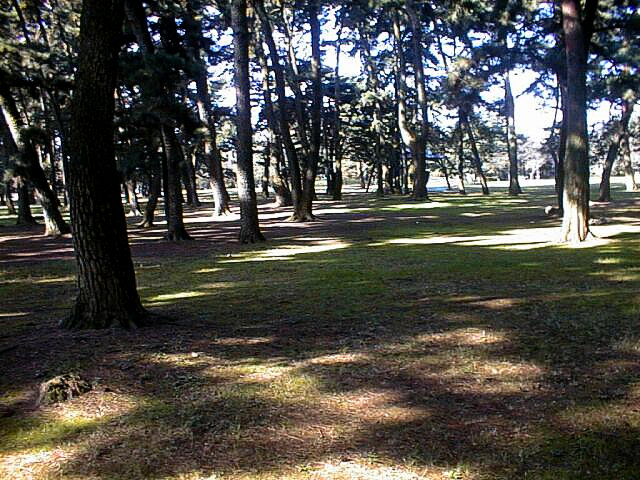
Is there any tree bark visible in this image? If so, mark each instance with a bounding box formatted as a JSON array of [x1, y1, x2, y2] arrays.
[[62, 0, 146, 329], [183, 4, 231, 216], [0, 88, 70, 235], [332, 17, 344, 200], [392, 11, 419, 197], [505, 71, 522, 195], [597, 100, 634, 201], [254, 0, 302, 211], [461, 110, 489, 195], [406, 0, 429, 199], [16, 181, 36, 224], [560, 0, 595, 242], [139, 161, 161, 227], [160, 123, 191, 241], [232, 0, 264, 243]]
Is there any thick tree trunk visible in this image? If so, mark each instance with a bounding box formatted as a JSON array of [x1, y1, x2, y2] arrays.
[[62, 0, 146, 329], [16, 181, 36, 224], [406, 0, 429, 199], [462, 111, 489, 195], [598, 100, 634, 201], [505, 71, 522, 195], [232, 0, 264, 243], [560, 0, 594, 243]]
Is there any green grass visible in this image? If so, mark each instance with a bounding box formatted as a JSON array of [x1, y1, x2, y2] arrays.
[[1, 183, 640, 479]]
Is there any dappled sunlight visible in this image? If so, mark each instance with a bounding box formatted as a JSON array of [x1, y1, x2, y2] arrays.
[[310, 458, 435, 480], [220, 239, 350, 263]]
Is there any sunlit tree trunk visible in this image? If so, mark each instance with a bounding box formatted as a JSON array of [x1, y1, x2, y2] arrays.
[[62, 0, 146, 329], [560, 0, 596, 242]]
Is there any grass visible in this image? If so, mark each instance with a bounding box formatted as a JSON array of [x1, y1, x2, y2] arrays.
[[1, 181, 640, 479]]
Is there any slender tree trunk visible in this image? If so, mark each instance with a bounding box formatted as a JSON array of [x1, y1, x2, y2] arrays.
[[598, 100, 634, 201], [125, 179, 142, 216], [505, 71, 522, 195], [331, 19, 344, 200], [262, 146, 270, 198], [461, 110, 489, 195], [296, 1, 322, 221], [62, 0, 146, 329], [621, 127, 637, 192], [160, 124, 191, 241], [180, 145, 201, 207], [255, 0, 302, 211], [183, 6, 230, 216], [140, 161, 161, 227], [232, 0, 264, 243], [254, 34, 292, 207], [0, 89, 70, 235], [560, 0, 595, 242]]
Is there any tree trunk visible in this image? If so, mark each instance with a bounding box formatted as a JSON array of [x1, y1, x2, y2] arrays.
[[232, 0, 264, 243], [457, 121, 467, 195], [406, 0, 429, 199], [253, 33, 292, 208], [183, 6, 230, 216], [160, 124, 191, 241], [560, 0, 594, 243], [180, 144, 201, 207], [598, 100, 634, 201], [461, 110, 489, 195], [254, 0, 302, 212], [0, 88, 70, 235], [16, 181, 36, 225], [392, 11, 419, 197], [505, 71, 522, 195], [295, 2, 322, 221], [125, 179, 142, 216], [139, 162, 161, 227], [331, 18, 343, 200], [62, 0, 146, 329], [621, 127, 637, 192]]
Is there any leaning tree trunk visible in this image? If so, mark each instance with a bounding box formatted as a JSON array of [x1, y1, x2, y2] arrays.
[[0, 89, 70, 235], [505, 71, 522, 195], [231, 0, 264, 243], [62, 0, 146, 329], [255, 0, 302, 211], [254, 35, 292, 207], [462, 110, 490, 195], [598, 100, 634, 201], [560, 0, 593, 243]]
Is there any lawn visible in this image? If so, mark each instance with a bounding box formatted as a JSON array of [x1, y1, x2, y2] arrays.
[[1, 182, 639, 479]]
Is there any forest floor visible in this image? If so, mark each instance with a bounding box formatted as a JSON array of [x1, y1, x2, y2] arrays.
[[1, 180, 640, 480]]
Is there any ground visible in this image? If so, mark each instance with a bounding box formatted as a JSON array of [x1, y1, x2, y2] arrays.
[[1, 180, 639, 480]]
